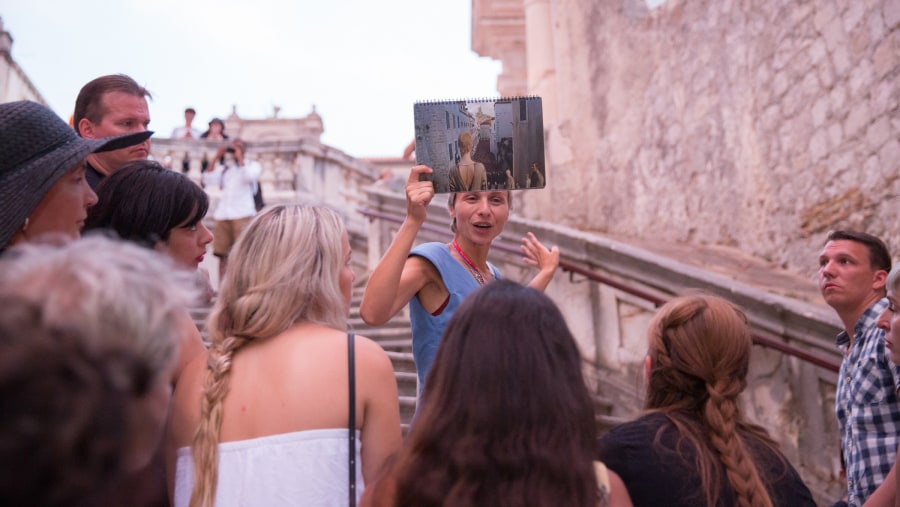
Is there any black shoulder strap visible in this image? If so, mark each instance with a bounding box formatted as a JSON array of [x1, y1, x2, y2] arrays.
[[348, 332, 357, 507]]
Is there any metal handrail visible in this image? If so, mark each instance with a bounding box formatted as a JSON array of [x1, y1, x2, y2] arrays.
[[357, 207, 841, 373]]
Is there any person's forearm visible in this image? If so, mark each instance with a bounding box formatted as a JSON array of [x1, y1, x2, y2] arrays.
[[527, 267, 556, 292], [359, 218, 422, 325], [862, 462, 897, 507]]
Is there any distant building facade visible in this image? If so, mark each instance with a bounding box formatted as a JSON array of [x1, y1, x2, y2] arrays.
[[0, 17, 48, 105]]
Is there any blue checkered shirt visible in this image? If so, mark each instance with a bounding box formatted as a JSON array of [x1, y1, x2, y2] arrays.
[[835, 298, 900, 507]]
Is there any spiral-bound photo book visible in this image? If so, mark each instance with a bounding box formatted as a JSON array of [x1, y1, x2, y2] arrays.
[[413, 96, 545, 193]]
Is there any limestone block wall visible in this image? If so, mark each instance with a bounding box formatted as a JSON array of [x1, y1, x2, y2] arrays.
[[485, 0, 900, 276]]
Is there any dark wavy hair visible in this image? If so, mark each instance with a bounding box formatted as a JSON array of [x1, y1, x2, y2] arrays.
[[369, 279, 597, 506], [85, 160, 209, 248]]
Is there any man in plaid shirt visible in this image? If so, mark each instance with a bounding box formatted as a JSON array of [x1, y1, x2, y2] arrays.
[[819, 230, 899, 507]]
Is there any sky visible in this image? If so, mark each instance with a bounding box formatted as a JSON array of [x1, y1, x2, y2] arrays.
[[1, 0, 503, 158]]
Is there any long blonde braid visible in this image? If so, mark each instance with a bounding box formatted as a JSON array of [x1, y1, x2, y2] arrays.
[[188, 335, 246, 507]]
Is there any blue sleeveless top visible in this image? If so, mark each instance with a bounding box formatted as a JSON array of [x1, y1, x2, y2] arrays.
[[408, 242, 500, 394]]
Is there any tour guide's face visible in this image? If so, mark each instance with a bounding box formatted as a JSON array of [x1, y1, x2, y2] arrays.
[[450, 191, 509, 246]]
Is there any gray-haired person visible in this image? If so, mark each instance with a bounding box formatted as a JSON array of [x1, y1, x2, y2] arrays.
[[0, 235, 198, 505]]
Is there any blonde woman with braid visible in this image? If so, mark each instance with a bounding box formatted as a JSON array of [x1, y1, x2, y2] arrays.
[[596, 294, 815, 507], [166, 205, 402, 506]]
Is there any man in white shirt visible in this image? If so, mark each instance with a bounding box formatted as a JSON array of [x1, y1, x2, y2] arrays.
[[203, 139, 261, 279], [170, 107, 201, 139]]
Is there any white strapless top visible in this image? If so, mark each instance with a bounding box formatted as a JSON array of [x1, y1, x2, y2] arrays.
[[174, 428, 363, 507]]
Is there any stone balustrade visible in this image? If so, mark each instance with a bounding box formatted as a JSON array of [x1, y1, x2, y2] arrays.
[[150, 137, 379, 240]]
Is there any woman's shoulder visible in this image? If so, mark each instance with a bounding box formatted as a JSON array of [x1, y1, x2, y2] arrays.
[[597, 413, 670, 460], [271, 326, 390, 368], [602, 413, 667, 438], [410, 241, 449, 258], [352, 333, 396, 375], [169, 351, 209, 447]]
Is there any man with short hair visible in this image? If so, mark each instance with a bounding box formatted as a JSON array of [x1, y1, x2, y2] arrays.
[[74, 74, 152, 188], [819, 230, 900, 507], [171, 107, 200, 139]]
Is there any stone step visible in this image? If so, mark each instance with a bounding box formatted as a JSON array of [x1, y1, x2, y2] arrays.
[[592, 392, 627, 435], [374, 339, 413, 354], [395, 371, 418, 398], [385, 351, 417, 374], [399, 395, 417, 428], [352, 325, 412, 340]]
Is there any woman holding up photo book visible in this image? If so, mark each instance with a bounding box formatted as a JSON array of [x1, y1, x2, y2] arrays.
[[359, 165, 559, 398]]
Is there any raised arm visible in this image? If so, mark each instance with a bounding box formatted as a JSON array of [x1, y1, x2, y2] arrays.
[[520, 231, 559, 292], [359, 166, 436, 325]]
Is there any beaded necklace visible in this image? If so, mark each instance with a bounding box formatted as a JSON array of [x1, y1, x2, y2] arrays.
[[452, 239, 486, 285]]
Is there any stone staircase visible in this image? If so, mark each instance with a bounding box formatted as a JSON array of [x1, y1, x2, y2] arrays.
[[347, 283, 418, 432]]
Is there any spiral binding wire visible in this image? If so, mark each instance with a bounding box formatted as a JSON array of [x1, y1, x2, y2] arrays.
[[414, 95, 541, 105]]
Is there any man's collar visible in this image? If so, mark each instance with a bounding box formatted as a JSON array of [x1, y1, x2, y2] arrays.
[[84, 161, 105, 190]]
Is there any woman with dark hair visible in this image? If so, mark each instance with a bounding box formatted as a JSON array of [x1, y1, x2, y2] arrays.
[[83, 160, 213, 507], [596, 294, 815, 507], [200, 118, 227, 140], [361, 280, 632, 507], [85, 159, 213, 269]]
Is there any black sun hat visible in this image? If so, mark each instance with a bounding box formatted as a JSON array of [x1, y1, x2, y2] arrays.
[[0, 100, 153, 247]]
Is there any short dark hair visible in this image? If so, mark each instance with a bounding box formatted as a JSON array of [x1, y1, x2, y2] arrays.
[[84, 160, 208, 246], [826, 230, 891, 272], [74, 74, 152, 136], [185, 107, 196, 115]]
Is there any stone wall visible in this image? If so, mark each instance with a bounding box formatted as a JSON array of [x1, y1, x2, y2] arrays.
[[475, 0, 900, 276]]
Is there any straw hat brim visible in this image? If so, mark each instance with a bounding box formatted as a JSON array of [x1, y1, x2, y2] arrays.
[[0, 130, 153, 247]]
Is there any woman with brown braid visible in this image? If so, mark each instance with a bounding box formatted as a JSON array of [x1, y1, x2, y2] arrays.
[[597, 294, 815, 507], [166, 205, 402, 506]]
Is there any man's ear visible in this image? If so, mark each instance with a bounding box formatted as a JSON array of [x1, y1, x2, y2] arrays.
[[77, 118, 96, 139], [874, 269, 888, 292]]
